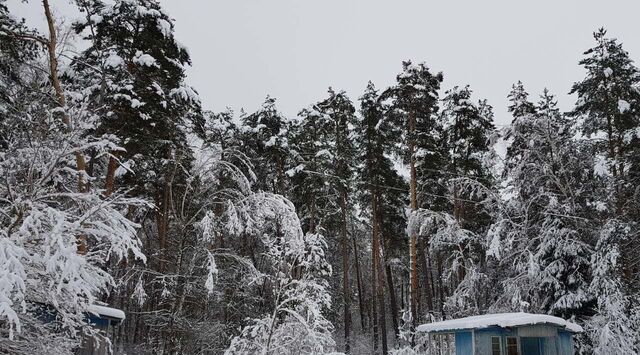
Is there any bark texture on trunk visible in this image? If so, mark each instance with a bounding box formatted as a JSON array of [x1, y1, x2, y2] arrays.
[[408, 113, 419, 340], [352, 230, 367, 332], [340, 191, 352, 353], [42, 0, 89, 254]]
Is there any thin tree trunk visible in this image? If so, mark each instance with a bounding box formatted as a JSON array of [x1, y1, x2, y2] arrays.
[[385, 262, 400, 341], [408, 112, 419, 341], [436, 254, 446, 318], [42, 0, 88, 193], [310, 192, 317, 233], [371, 192, 379, 352], [376, 261, 389, 355], [420, 238, 433, 313], [340, 190, 352, 353], [42, 0, 90, 254], [156, 184, 170, 250], [400, 274, 405, 317], [370, 189, 388, 354], [379, 211, 400, 340], [453, 188, 467, 284], [352, 227, 367, 332], [373, 213, 388, 354], [104, 154, 118, 197], [427, 248, 437, 312], [156, 151, 175, 272]]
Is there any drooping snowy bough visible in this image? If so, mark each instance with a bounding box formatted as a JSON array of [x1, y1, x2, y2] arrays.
[[0, 114, 146, 353], [210, 193, 337, 355]]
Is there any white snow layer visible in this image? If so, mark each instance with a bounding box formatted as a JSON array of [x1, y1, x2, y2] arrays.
[[133, 51, 158, 67], [87, 304, 126, 320], [618, 99, 631, 113], [417, 312, 583, 333]]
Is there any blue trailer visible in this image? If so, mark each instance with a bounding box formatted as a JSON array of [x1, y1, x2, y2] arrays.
[[417, 312, 582, 355]]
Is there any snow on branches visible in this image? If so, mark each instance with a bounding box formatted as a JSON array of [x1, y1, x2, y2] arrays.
[[212, 193, 336, 354], [0, 129, 146, 341]]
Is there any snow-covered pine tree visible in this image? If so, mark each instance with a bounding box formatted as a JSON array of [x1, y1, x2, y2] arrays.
[[288, 88, 358, 352], [569, 29, 640, 210], [527, 91, 593, 320], [0, 2, 146, 353], [489, 89, 594, 342], [66, 0, 208, 349], [0, 1, 39, 151], [569, 28, 640, 353], [569, 27, 640, 280], [288, 104, 331, 234], [166, 106, 337, 354], [69, 0, 202, 251], [442, 85, 495, 227], [289, 90, 356, 238], [222, 200, 336, 354], [504, 81, 537, 175], [381, 60, 443, 338], [315, 88, 358, 353], [241, 96, 292, 195], [357, 81, 408, 349], [436, 85, 496, 318]]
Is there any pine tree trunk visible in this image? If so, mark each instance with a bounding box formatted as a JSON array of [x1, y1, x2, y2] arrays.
[[376, 254, 388, 355], [310, 192, 317, 233], [420, 238, 434, 313], [43, 0, 88, 192], [436, 254, 446, 318], [427, 248, 437, 311], [373, 214, 388, 354], [385, 262, 400, 340], [156, 185, 170, 251], [367, 185, 387, 354], [379, 211, 400, 340], [42, 0, 89, 254], [104, 154, 118, 197], [352, 228, 367, 332], [372, 255, 379, 352], [408, 112, 419, 341], [340, 190, 352, 353], [156, 151, 175, 272], [605, 114, 633, 282], [400, 274, 405, 311], [371, 191, 379, 352]]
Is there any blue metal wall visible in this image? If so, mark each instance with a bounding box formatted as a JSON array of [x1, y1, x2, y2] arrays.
[[455, 331, 473, 355], [470, 327, 574, 355], [557, 330, 574, 355], [521, 337, 544, 355]]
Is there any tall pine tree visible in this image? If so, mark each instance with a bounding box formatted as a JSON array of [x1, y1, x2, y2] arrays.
[[381, 61, 443, 337]]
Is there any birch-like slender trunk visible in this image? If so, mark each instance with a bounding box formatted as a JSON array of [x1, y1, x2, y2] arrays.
[[42, 0, 89, 254]]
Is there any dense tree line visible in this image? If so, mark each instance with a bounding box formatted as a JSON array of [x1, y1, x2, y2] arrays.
[[1, 1, 640, 354]]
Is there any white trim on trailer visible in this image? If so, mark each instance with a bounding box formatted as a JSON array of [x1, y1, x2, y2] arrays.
[[471, 328, 476, 355]]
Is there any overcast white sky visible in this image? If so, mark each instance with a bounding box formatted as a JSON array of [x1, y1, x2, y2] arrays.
[[8, 0, 640, 125]]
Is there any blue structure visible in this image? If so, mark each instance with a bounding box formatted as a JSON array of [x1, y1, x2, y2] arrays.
[[417, 312, 581, 355], [78, 304, 126, 355], [85, 304, 125, 330], [31, 302, 125, 355]]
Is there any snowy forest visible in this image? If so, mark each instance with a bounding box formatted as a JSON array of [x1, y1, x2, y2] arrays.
[[1, 0, 640, 354]]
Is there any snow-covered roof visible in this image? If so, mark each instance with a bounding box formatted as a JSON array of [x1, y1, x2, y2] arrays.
[[87, 304, 126, 320], [417, 312, 583, 333]]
